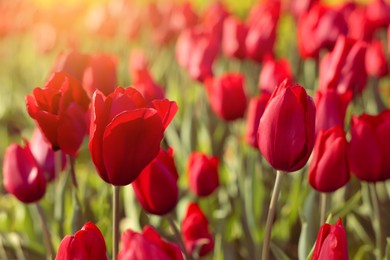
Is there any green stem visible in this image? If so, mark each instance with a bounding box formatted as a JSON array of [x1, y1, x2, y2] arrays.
[[112, 186, 120, 260], [167, 215, 192, 260], [320, 193, 328, 225], [369, 183, 383, 260], [36, 203, 54, 259], [69, 156, 78, 188], [262, 170, 285, 260]]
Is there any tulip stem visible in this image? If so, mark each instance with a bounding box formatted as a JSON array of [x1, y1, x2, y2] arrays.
[[369, 183, 383, 260], [262, 170, 285, 260], [167, 215, 192, 260], [320, 193, 328, 225], [35, 203, 54, 259], [69, 156, 78, 188], [112, 186, 120, 260]]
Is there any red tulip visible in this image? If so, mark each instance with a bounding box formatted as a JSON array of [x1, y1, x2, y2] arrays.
[[258, 80, 316, 172], [319, 36, 367, 95], [245, 1, 280, 62], [51, 50, 90, 83], [349, 110, 390, 182], [345, 5, 374, 42], [245, 93, 271, 148], [309, 126, 350, 192], [187, 152, 219, 197], [118, 225, 183, 260], [289, 0, 319, 19], [128, 49, 149, 84], [83, 54, 117, 96], [202, 1, 229, 41], [312, 219, 348, 260], [205, 73, 247, 121], [30, 128, 67, 182], [132, 148, 179, 215], [222, 16, 248, 59], [181, 203, 214, 257], [89, 87, 177, 186], [56, 222, 107, 260], [367, 0, 390, 30], [258, 56, 293, 94], [26, 72, 90, 156], [365, 40, 388, 78], [314, 89, 352, 135], [298, 4, 348, 59], [3, 142, 46, 203]]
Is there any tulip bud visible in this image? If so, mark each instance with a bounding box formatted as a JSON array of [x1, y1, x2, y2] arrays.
[[187, 152, 219, 197], [3, 142, 46, 203], [365, 40, 388, 78], [89, 87, 177, 186], [349, 110, 390, 182], [367, 0, 390, 30], [257, 80, 316, 172], [132, 148, 179, 215], [222, 16, 248, 59], [309, 126, 350, 192], [258, 56, 293, 94], [312, 219, 348, 260], [51, 50, 90, 83], [181, 203, 214, 257], [56, 222, 107, 260], [205, 73, 247, 121], [245, 93, 271, 148], [118, 225, 183, 260]]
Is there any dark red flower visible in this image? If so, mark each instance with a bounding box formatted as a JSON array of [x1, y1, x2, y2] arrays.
[[367, 0, 390, 30], [258, 56, 293, 94], [89, 87, 177, 186], [26, 72, 90, 156], [132, 148, 179, 215], [365, 40, 388, 78], [56, 222, 107, 260]]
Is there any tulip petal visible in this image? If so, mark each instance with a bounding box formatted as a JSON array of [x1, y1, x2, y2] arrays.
[[152, 99, 178, 129]]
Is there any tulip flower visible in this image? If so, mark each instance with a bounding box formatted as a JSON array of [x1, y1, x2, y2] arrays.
[[258, 80, 316, 172], [118, 225, 183, 260], [365, 40, 388, 78], [289, 0, 318, 19], [128, 49, 150, 84], [344, 5, 373, 42], [298, 4, 348, 59], [314, 89, 352, 135], [367, 0, 390, 30], [83, 54, 118, 96], [245, 1, 280, 62], [132, 148, 179, 215], [309, 126, 350, 192], [56, 222, 107, 260], [202, 1, 229, 41], [26, 72, 90, 156], [312, 219, 348, 260], [30, 128, 67, 182], [3, 142, 46, 203], [181, 203, 214, 257], [205, 73, 247, 121], [245, 93, 271, 148], [349, 110, 390, 182], [51, 50, 90, 83], [187, 152, 219, 197], [319, 36, 367, 95], [222, 16, 248, 59], [89, 87, 177, 186], [258, 56, 293, 94]]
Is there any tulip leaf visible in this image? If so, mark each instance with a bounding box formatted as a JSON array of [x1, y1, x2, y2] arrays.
[[270, 242, 290, 260]]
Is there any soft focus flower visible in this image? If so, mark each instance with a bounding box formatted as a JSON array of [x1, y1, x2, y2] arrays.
[[181, 203, 214, 257], [312, 219, 348, 260], [132, 148, 179, 215], [258, 56, 293, 94], [258, 80, 316, 172], [245, 1, 280, 62], [289, 0, 319, 19], [245, 93, 271, 148], [89, 87, 177, 186], [367, 0, 390, 30], [26, 72, 90, 156], [83, 54, 118, 96], [30, 128, 67, 182], [365, 40, 388, 78], [344, 5, 374, 42], [52, 50, 90, 83], [298, 4, 348, 59], [349, 110, 390, 182], [187, 152, 219, 197], [202, 1, 229, 41], [128, 49, 150, 84], [314, 89, 352, 135], [222, 16, 248, 59], [205, 73, 247, 121], [319, 36, 367, 95], [118, 225, 183, 260], [56, 222, 107, 260], [3, 142, 46, 203], [309, 126, 350, 192]]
